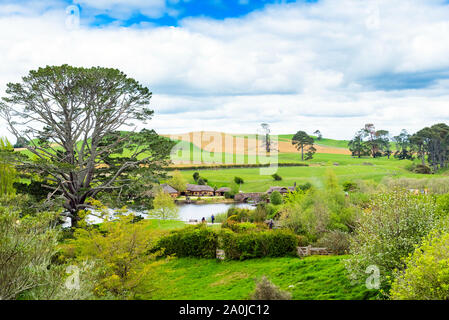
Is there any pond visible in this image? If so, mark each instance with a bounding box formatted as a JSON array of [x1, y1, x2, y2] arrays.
[[62, 202, 254, 227]]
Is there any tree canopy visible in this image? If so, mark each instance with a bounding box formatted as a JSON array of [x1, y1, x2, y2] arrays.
[[292, 131, 315, 161]]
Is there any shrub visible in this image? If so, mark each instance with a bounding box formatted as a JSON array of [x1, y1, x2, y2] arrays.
[[251, 276, 291, 300], [390, 230, 449, 300], [316, 230, 351, 255], [220, 229, 298, 260], [272, 173, 282, 181], [270, 191, 283, 205], [0, 206, 60, 300], [67, 213, 162, 298], [156, 225, 218, 259], [342, 181, 358, 192], [234, 176, 244, 185], [297, 182, 312, 192], [345, 189, 439, 293], [414, 164, 431, 174]]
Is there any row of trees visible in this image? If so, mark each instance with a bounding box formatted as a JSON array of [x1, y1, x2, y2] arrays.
[[349, 123, 449, 171]]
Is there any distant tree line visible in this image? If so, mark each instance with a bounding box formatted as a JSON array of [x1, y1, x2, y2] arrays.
[[349, 123, 449, 172]]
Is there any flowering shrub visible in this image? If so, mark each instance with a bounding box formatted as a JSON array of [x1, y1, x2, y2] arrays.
[[390, 230, 449, 300], [345, 189, 439, 292]]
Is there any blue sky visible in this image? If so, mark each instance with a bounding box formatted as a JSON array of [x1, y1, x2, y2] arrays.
[[86, 0, 309, 27], [1, 0, 449, 139]]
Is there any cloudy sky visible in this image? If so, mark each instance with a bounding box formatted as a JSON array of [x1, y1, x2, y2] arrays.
[[1, 0, 449, 140]]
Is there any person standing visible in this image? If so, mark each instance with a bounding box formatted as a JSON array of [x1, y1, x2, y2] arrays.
[[211, 214, 215, 224], [269, 219, 274, 230]]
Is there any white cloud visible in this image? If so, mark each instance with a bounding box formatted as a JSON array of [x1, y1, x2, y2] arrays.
[[2, 0, 449, 142]]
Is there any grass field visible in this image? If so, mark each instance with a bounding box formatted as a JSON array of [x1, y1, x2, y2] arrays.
[[176, 155, 429, 192], [138, 256, 378, 300]]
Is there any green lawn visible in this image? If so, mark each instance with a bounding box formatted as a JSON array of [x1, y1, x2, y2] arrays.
[[138, 256, 378, 300]]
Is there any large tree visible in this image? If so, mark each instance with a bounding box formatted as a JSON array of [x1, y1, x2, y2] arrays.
[[292, 131, 315, 161], [0, 65, 174, 227]]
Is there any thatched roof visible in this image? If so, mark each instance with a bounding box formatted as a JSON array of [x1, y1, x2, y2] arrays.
[[161, 184, 179, 194], [266, 186, 295, 194], [186, 184, 214, 192], [216, 187, 231, 193]]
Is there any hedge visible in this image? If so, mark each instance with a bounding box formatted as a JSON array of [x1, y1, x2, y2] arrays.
[[156, 225, 218, 258], [219, 229, 298, 260]]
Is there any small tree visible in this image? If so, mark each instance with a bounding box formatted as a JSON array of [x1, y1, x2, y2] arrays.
[[234, 176, 244, 185], [314, 130, 323, 141], [149, 190, 179, 220], [168, 170, 187, 193], [292, 131, 315, 161], [270, 191, 283, 205], [193, 172, 200, 182]]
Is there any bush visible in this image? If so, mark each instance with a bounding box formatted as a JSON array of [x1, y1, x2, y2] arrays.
[[390, 230, 449, 300], [342, 181, 358, 192], [220, 229, 298, 260], [156, 225, 218, 259], [414, 164, 431, 174], [251, 276, 291, 300], [66, 213, 162, 298], [345, 189, 440, 293], [0, 206, 60, 300], [234, 176, 244, 185], [270, 191, 283, 205], [316, 230, 351, 255], [272, 173, 282, 181]]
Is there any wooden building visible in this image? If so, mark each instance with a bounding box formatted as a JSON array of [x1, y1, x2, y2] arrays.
[[215, 187, 231, 196], [185, 184, 214, 197]]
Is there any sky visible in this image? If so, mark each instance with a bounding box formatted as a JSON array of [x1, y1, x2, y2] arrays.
[[1, 0, 449, 140]]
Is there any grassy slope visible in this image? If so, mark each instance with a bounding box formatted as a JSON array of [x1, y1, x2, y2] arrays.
[[139, 256, 377, 300]]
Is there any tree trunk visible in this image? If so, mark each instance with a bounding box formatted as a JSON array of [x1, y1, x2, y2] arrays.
[[301, 146, 304, 161]]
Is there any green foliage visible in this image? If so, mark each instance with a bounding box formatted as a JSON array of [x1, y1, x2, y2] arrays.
[[193, 172, 200, 182], [342, 181, 358, 192], [234, 176, 244, 185], [279, 186, 358, 244], [148, 190, 179, 220], [0, 205, 60, 300], [272, 173, 282, 181], [0, 138, 16, 196], [414, 164, 431, 174], [168, 170, 187, 192], [316, 230, 351, 255], [251, 276, 291, 300], [219, 229, 298, 260], [270, 190, 283, 205], [390, 230, 449, 300], [156, 225, 219, 259], [64, 213, 162, 299], [345, 189, 440, 293], [292, 131, 315, 161]]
